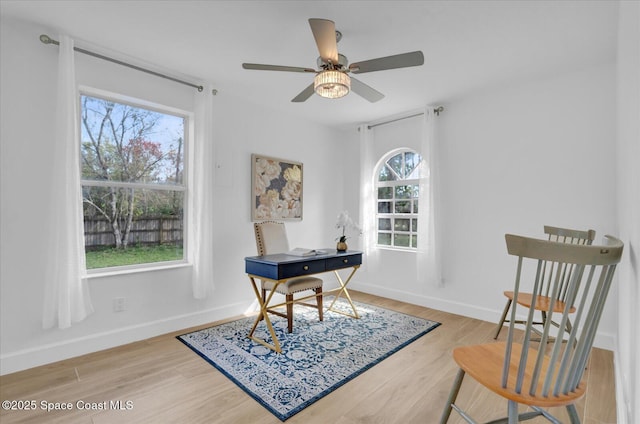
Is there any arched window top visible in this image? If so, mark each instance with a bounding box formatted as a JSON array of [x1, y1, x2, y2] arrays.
[[377, 150, 422, 182]]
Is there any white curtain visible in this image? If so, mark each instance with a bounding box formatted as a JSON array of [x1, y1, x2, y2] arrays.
[[358, 124, 377, 257], [416, 106, 442, 286], [189, 85, 215, 298], [42, 35, 94, 329]]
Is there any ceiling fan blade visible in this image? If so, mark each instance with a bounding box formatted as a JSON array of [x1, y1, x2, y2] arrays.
[[242, 63, 316, 73], [350, 77, 385, 103], [308, 18, 339, 65], [291, 83, 315, 102], [349, 51, 424, 74]]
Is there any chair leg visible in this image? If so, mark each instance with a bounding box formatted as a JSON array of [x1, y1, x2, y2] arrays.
[[507, 400, 518, 424], [315, 287, 323, 321], [566, 404, 581, 424], [286, 294, 293, 333], [439, 368, 465, 424], [494, 299, 512, 339], [260, 289, 267, 321]]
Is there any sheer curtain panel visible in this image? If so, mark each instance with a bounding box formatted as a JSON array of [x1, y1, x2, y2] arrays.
[[189, 85, 215, 298], [359, 124, 377, 256], [416, 106, 442, 287], [42, 35, 94, 329]]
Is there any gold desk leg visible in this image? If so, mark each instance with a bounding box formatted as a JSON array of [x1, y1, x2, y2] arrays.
[[247, 276, 282, 353], [327, 265, 360, 319]]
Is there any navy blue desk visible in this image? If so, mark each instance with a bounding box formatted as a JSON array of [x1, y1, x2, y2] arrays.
[[245, 250, 362, 353]]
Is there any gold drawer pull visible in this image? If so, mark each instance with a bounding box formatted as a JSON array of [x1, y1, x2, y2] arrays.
[[303, 265, 309, 270], [343, 259, 348, 263]]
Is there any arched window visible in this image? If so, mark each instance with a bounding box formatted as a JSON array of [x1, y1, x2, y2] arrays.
[[375, 149, 423, 250]]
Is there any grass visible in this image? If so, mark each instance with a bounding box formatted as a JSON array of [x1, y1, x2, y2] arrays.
[[85, 244, 184, 269]]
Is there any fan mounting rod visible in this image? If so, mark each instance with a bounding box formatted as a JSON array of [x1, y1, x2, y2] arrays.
[[317, 53, 348, 70]]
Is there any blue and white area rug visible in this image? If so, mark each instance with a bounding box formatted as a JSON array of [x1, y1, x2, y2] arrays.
[[177, 298, 440, 421]]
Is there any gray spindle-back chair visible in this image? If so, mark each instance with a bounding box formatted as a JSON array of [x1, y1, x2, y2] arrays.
[[441, 233, 623, 424], [253, 221, 323, 333], [493, 226, 596, 341]]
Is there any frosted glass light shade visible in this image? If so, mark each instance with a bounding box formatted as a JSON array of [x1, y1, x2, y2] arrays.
[[314, 70, 350, 99]]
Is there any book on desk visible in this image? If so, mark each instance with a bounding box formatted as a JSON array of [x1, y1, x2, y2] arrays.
[[287, 248, 328, 257]]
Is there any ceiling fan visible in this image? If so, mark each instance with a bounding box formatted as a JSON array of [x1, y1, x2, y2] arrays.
[[242, 18, 424, 103]]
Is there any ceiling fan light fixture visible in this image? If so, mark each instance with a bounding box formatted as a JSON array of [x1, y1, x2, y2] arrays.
[[314, 70, 350, 99]]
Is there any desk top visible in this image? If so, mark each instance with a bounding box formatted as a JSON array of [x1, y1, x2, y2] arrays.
[[245, 249, 362, 265], [245, 250, 362, 280]]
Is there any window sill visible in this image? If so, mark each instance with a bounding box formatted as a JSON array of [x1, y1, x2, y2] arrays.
[[85, 261, 191, 279], [375, 246, 418, 253]]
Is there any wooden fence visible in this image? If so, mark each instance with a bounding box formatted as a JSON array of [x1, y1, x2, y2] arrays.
[[84, 216, 183, 248]]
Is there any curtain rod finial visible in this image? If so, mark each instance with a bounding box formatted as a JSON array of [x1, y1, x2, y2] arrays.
[[39, 34, 57, 45]]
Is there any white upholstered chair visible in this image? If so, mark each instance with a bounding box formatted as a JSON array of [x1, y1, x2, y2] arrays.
[[253, 221, 323, 333]]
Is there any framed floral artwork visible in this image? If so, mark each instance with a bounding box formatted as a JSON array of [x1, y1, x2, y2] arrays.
[[251, 154, 303, 221]]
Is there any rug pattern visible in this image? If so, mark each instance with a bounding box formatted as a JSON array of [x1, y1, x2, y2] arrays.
[[177, 298, 440, 421]]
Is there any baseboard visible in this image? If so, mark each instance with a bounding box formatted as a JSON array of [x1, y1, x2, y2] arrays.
[[614, 346, 630, 424], [348, 281, 616, 351], [0, 302, 247, 376]]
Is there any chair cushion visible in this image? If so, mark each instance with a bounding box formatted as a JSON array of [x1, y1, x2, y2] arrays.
[[262, 277, 323, 295]]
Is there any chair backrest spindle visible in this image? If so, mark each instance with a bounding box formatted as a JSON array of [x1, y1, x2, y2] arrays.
[[538, 226, 596, 303]]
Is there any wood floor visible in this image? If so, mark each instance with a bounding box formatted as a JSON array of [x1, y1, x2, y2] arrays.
[[0, 291, 616, 424]]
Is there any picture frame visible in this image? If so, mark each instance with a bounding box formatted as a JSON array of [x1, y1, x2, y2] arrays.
[[251, 154, 303, 221]]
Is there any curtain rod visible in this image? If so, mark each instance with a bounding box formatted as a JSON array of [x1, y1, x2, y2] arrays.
[[366, 106, 444, 130], [39, 34, 204, 92]]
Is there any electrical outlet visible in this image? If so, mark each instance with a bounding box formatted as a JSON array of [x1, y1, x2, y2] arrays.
[[113, 297, 126, 312]]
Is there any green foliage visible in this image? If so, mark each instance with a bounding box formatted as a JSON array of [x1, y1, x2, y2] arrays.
[[85, 244, 183, 269]]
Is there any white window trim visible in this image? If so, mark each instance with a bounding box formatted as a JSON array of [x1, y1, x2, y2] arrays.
[[86, 261, 191, 279]]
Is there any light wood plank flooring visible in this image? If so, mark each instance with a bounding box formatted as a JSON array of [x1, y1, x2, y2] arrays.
[[0, 291, 616, 423]]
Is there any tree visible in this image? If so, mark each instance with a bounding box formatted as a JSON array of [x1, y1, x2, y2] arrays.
[[80, 95, 183, 249]]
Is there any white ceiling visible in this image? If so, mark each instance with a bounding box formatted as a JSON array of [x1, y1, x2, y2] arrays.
[[1, 0, 619, 129]]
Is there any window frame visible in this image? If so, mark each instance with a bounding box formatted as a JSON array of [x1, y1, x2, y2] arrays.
[[374, 148, 422, 251], [78, 86, 192, 275]]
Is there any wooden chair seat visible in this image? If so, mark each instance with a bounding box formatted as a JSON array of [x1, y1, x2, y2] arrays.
[[503, 291, 576, 313], [453, 342, 585, 408]]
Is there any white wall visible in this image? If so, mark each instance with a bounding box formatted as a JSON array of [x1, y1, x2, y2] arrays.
[[349, 63, 619, 349], [0, 16, 354, 374], [615, 2, 640, 423]]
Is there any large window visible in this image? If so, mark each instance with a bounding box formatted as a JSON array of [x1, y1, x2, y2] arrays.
[[80, 91, 188, 270], [375, 149, 422, 250]]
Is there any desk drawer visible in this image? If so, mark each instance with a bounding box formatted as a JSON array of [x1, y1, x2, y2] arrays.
[[326, 254, 362, 270], [278, 260, 325, 279]]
